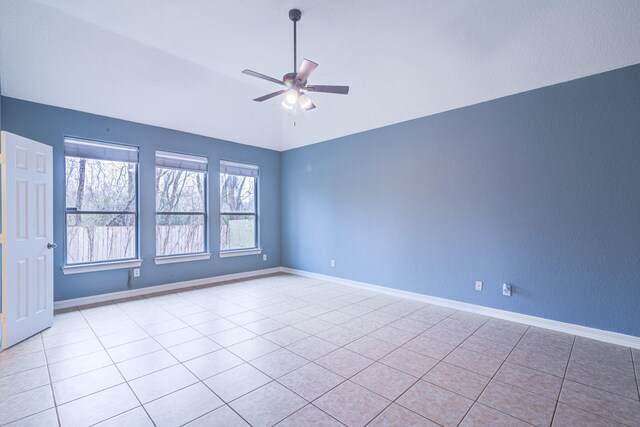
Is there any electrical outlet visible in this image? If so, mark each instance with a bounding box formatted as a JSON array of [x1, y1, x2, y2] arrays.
[[475, 281, 483, 291], [133, 268, 140, 278], [262, 254, 267, 261], [502, 283, 512, 296], [330, 259, 335, 268]]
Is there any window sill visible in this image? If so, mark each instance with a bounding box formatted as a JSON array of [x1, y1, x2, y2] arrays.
[[154, 253, 212, 265], [62, 259, 143, 275], [219, 248, 262, 258]]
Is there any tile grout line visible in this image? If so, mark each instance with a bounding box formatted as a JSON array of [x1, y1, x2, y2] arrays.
[[393, 309, 526, 423], [113, 291, 242, 427], [278, 294, 507, 425], [288, 313, 411, 425], [196, 277, 348, 426], [278, 404, 348, 427], [401, 312, 557, 423], [452, 323, 537, 426], [123, 284, 267, 426], [496, 340, 638, 402], [559, 342, 640, 425], [378, 302, 639, 425], [631, 350, 640, 401], [205, 284, 415, 425], [360, 305, 467, 426], [435, 317, 501, 425], [548, 334, 576, 426], [422, 317, 634, 425], [7, 282, 271, 426], [184, 294, 309, 426], [0, 407, 58, 427], [299, 302, 462, 426], [196, 300, 360, 423], [197, 381, 255, 427], [0, 362, 50, 386], [39, 332, 63, 427], [402, 311, 509, 426], [76, 305, 159, 427], [1, 334, 63, 427]]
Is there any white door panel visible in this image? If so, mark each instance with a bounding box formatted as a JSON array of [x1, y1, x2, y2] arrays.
[[1, 131, 54, 349]]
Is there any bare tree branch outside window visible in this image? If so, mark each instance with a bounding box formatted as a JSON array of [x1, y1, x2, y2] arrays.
[[220, 169, 257, 251], [155, 165, 206, 256], [65, 156, 137, 264]]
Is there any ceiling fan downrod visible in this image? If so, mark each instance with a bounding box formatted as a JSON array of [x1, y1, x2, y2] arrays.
[[289, 9, 301, 74]]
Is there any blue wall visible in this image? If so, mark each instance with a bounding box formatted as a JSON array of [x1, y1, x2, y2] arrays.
[[2, 65, 639, 337], [0, 80, 2, 339], [281, 64, 640, 337], [1, 97, 280, 302]]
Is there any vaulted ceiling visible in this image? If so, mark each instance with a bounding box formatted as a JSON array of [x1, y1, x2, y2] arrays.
[[1, 1, 639, 151]]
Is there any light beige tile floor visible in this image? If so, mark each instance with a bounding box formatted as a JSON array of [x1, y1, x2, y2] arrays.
[[0, 273, 639, 426]]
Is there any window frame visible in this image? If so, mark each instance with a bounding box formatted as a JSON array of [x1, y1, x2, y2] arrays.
[[62, 137, 140, 269], [219, 160, 260, 254], [154, 150, 209, 259]]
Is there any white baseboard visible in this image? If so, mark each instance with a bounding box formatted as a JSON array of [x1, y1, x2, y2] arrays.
[[53, 268, 282, 310], [282, 267, 640, 349]]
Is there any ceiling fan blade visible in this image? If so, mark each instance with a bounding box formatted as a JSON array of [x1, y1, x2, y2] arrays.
[[295, 59, 318, 83], [305, 85, 349, 95], [253, 90, 286, 102], [242, 69, 285, 86]]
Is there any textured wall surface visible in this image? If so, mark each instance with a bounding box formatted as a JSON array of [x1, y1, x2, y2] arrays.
[[2, 65, 639, 337], [0, 80, 2, 340], [1, 97, 280, 301], [281, 64, 640, 336]]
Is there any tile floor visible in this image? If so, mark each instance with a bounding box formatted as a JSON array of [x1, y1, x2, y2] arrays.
[[1, 273, 639, 427]]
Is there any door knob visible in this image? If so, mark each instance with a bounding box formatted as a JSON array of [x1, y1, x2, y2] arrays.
[[47, 243, 57, 249]]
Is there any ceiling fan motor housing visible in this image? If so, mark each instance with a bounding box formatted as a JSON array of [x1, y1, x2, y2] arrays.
[[283, 72, 297, 88]]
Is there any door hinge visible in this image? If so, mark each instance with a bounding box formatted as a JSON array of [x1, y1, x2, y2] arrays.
[[0, 153, 5, 165], [0, 313, 6, 325], [0, 234, 4, 245]]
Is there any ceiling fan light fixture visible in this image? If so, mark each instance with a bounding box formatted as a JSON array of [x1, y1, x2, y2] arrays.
[[284, 89, 299, 105], [281, 98, 294, 109], [298, 94, 313, 109]]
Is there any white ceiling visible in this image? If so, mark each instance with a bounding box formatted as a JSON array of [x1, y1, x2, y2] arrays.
[[1, 0, 639, 151]]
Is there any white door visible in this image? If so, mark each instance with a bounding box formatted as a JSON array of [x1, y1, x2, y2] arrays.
[[1, 131, 54, 349]]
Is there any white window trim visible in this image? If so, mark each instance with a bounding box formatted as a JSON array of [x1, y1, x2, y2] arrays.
[[219, 248, 262, 258], [154, 252, 212, 265], [62, 259, 143, 275]]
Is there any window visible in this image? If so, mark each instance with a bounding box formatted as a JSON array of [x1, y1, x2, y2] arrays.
[[64, 137, 138, 265], [220, 160, 258, 252], [156, 151, 208, 257]]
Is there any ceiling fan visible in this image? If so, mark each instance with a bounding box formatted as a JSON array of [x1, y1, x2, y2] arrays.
[[242, 8, 349, 111]]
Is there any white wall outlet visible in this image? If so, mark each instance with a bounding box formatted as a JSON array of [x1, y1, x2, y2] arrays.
[[502, 283, 512, 296], [475, 281, 483, 291], [133, 268, 140, 278], [330, 259, 335, 268], [262, 254, 267, 261]]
